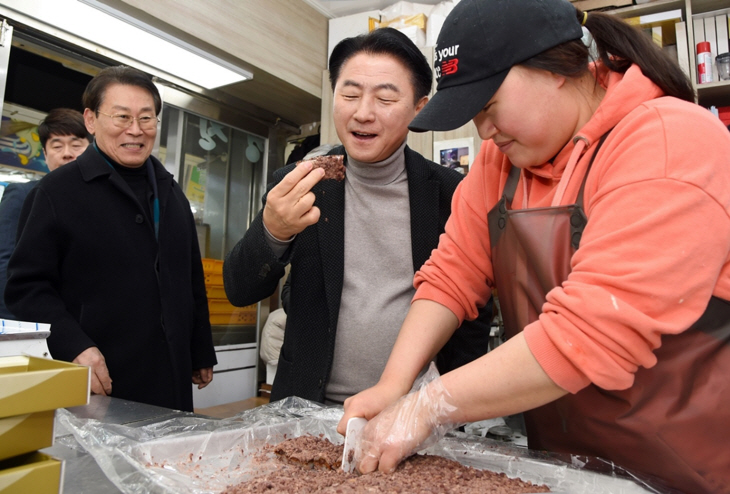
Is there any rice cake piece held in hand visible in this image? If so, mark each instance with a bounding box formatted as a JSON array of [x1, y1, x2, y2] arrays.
[[307, 155, 345, 181]]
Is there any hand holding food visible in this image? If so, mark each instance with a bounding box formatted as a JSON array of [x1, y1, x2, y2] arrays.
[[262, 156, 345, 240]]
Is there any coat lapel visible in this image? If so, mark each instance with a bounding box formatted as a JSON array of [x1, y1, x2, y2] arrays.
[[315, 155, 346, 322], [404, 147, 441, 271], [77, 146, 134, 203], [77, 147, 173, 240]]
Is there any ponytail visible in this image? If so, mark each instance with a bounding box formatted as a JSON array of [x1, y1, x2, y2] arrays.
[[522, 9, 695, 103], [581, 9, 694, 102]]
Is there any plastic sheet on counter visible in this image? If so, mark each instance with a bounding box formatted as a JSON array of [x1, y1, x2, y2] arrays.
[[56, 397, 666, 494]]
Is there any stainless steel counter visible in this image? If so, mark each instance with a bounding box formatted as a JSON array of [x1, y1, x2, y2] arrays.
[[41, 396, 657, 494], [42, 395, 207, 493]]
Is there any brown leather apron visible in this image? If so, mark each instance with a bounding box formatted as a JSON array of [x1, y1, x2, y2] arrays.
[[487, 137, 730, 494]]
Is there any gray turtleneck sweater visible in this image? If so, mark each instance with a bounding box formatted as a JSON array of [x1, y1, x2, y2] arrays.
[[265, 141, 414, 403]]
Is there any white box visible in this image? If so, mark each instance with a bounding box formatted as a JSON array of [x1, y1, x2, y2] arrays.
[[328, 10, 380, 60], [676, 21, 691, 77], [0, 319, 51, 358], [396, 24, 426, 48], [716, 14, 729, 55], [705, 16, 717, 60]]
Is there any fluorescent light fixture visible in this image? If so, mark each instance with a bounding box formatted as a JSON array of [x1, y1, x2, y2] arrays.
[[78, 0, 253, 89], [0, 0, 252, 89]]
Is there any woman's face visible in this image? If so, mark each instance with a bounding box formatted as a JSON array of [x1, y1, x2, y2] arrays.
[[472, 66, 579, 169]]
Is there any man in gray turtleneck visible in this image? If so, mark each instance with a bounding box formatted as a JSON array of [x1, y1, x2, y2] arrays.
[[224, 28, 491, 404]]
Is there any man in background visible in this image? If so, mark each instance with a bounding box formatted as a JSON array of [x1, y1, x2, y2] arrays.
[[224, 28, 491, 404], [0, 108, 90, 319], [5, 67, 216, 411]]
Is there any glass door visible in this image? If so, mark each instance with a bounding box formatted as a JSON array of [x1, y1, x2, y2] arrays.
[[158, 106, 266, 260], [0, 19, 13, 118]]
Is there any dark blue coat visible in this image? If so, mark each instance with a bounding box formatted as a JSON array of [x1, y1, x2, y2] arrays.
[[5, 145, 216, 411], [224, 146, 491, 403], [0, 180, 36, 319]]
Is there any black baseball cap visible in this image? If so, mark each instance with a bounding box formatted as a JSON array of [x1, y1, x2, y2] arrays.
[[409, 0, 583, 133]]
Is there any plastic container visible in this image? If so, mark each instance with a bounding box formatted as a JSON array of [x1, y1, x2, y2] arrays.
[[697, 41, 714, 83], [716, 52, 730, 81]]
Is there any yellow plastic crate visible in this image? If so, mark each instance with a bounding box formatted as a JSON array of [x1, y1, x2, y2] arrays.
[[201, 258, 224, 274], [209, 309, 257, 326], [205, 285, 227, 299], [204, 273, 223, 285], [208, 299, 244, 313]]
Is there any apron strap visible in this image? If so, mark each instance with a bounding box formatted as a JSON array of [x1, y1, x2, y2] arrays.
[[570, 132, 611, 249], [502, 165, 522, 206]]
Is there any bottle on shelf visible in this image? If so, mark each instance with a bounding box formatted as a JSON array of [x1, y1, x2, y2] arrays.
[[697, 41, 714, 84]]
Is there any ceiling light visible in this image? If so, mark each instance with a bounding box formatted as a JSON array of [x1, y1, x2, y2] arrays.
[[0, 0, 252, 90]]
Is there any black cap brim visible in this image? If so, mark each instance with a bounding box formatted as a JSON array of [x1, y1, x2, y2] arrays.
[[409, 67, 510, 133]]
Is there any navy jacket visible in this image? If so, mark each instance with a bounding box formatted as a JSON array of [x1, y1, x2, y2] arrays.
[[0, 181, 36, 319], [5, 146, 217, 411], [224, 146, 491, 402]]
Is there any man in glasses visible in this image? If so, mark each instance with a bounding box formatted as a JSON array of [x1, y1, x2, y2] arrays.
[[0, 108, 91, 320], [5, 66, 217, 412]]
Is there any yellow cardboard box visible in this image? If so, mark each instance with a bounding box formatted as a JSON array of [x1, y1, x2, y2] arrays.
[[0, 356, 89, 418], [0, 452, 63, 494], [0, 410, 55, 461]]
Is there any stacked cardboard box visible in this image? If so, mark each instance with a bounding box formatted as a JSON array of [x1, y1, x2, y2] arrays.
[[569, 0, 633, 12], [0, 356, 89, 493], [202, 258, 257, 326]]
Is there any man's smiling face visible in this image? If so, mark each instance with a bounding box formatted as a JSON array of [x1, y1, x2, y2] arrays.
[[83, 83, 157, 168], [332, 53, 427, 163]]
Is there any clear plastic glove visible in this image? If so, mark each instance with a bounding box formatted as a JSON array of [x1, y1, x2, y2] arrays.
[[354, 362, 460, 474], [338, 380, 406, 436]]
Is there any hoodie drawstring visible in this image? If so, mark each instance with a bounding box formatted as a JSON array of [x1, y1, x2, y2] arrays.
[[551, 137, 588, 207]]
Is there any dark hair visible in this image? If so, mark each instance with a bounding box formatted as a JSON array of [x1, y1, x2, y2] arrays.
[[522, 10, 694, 103], [38, 108, 92, 149], [328, 27, 432, 103], [82, 65, 162, 115]]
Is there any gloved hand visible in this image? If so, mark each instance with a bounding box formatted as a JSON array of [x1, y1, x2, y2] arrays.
[[354, 362, 460, 474]]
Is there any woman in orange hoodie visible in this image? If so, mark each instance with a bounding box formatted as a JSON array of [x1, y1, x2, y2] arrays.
[[339, 0, 730, 492]]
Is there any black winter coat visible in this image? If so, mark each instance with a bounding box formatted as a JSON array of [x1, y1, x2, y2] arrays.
[[5, 145, 217, 411], [224, 146, 491, 403]]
